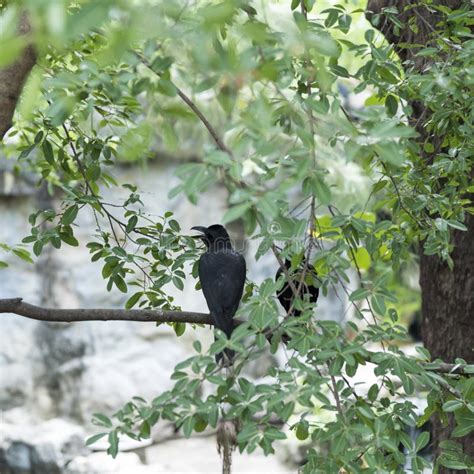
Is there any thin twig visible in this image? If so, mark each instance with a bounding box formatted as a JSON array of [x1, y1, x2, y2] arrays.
[[135, 53, 233, 156], [330, 374, 344, 418]]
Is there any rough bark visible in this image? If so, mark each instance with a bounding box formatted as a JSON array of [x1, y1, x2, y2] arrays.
[[420, 211, 474, 365], [420, 211, 474, 466], [0, 11, 36, 141], [366, 1, 474, 470]]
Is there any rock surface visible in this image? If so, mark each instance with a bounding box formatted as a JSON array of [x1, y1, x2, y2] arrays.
[[0, 419, 87, 474]]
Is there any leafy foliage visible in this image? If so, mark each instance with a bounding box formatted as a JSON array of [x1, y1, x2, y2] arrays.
[[1, 0, 473, 471]]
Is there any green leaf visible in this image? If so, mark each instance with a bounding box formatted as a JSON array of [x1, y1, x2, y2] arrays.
[[157, 79, 177, 97], [18, 144, 36, 160], [452, 423, 474, 438], [416, 47, 438, 57], [371, 294, 386, 316], [42, 140, 55, 165], [34, 131, 44, 144], [439, 456, 469, 470], [291, 0, 301, 10], [174, 322, 186, 337], [62, 205, 79, 226], [357, 406, 375, 419], [169, 219, 181, 232], [442, 400, 463, 412], [107, 430, 119, 458], [139, 421, 151, 439], [338, 14, 352, 34], [222, 202, 251, 224], [258, 193, 279, 219], [379, 67, 399, 84], [353, 247, 371, 271], [12, 248, 34, 264], [415, 431, 430, 452], [324, 9, 339, 28], [388, 308, 398, 322], [182, 416, 194, 437], [33, 240, 43, 257], [126, 215, 138, 233], [295, 421, 309, 440], [439, 440, 462, 453], [194, 418, 208, 433], [172, 276, 184, 291], [114, 275, 128, 293], [236, 423, 259, 443], [313, 177, 331, 205], [86, 432, 107, 446], [92, 413, 113, 428], [125, 292, 142, 309], [349, 287, 370, 301], [365, 29, 374, 43], [60, 232, 79, 247], [264, 426, 286, 441], [311, 32, 340, 58], [385, 94, 398, 117], [368, 384, 379, 401], [204, 150, 232, 166], [447, 220, 467, 231], [374, 141, 405, 166]]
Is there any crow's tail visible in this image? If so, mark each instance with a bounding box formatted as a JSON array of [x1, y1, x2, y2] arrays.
[[212, 310, 235, 366]]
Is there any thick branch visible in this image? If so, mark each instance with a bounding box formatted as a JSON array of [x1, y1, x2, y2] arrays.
[[0, 298, 212, 325], [0, 12, 36, 141]]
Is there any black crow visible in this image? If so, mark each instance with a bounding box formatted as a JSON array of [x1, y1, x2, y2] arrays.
[[275, 258, 319, 342], [408, 311, 422, 342], [192, 224, 246, 365]]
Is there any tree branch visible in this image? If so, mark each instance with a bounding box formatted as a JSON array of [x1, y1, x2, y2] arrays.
[[175, 87, 233, 156], [0, 298, 212, 325], [0, 12, 36, 141], [136, 53, 233, 156]]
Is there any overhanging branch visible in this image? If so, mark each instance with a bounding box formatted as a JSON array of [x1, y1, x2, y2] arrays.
[[0, 298, 212, 325]]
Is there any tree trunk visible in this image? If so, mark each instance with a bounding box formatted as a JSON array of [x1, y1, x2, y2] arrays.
[[0, 11, 36, 141], [420, 211, 474, 461], [420, 211, 474, 366], [366, 1, 474, 471]]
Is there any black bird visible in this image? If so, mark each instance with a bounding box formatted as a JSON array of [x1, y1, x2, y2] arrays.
[[192, 224, 246, 365], [408, 311, 422, 342], [275, 258, 319, 342]]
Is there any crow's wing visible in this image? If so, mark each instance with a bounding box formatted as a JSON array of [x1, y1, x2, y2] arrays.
[[198, 250, 246, 337]]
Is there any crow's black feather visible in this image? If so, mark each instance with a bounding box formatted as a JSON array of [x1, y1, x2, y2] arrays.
[[275, 258, 319, 343], [193, 224, 246, 365]]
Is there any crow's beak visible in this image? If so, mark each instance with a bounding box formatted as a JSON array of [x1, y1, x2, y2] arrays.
[[191, 226, 208, 239]]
